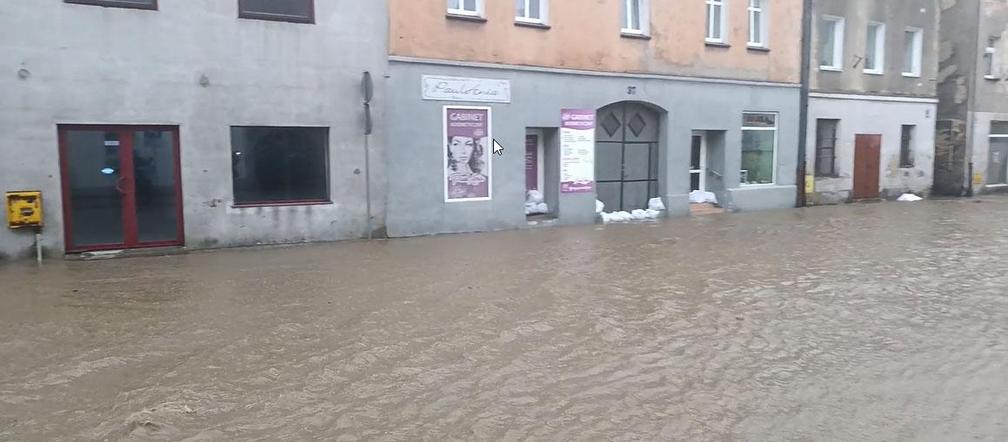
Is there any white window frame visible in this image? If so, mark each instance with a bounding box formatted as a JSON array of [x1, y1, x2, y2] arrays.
[[621, 0, 650, 36], [819, 16, 845, 71], [740, 112, 779, 186], [902, 27, 923, 77], [864, 22, 886, 75], [515, 0, 549, 25], [984, 42, 1000, 80], [747, 0, 768, 48], [706, 0, 728, 44], [447, 0, 484, 18]]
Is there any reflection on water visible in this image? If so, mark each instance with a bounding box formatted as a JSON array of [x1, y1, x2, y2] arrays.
[[1, 198, 1007, 441]]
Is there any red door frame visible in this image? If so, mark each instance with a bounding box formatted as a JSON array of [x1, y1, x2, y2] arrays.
[[58, 124, 185, 253]]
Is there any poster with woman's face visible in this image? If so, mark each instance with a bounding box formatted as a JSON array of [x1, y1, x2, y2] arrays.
[[444, 106, 492, 202]]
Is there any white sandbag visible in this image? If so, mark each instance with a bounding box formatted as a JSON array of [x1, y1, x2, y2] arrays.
[[897, 193, 923, 202], [616, 211, 633, 221], [648, 197, 666, 211], [631, 209, 647, 220], [595, 199, 605, 214], [526, 189, 545, 204], [644, 209, 662, 218], [689, 190, 718, 204]]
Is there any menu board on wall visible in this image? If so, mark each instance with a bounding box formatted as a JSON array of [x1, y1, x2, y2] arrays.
[[560, 109, 596, 193]]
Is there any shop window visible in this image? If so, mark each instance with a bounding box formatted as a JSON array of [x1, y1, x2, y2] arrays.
[[621, 0, 649, 36], [900, 125, 915, 168], [984, 38, 1000, 80], [64, 0, 157, 10], [239, 0, 314, 24], [448, 0, 484, 17], [515, 0, 548, 25], [706, 0, 727, 43], [819, 16, 845, 70], [741, 113, 777, 185], [864, 22, 885, 74], [230, 127, 329, 206], [903, 28, 923, 77], [815, 119, 839, 177], [747, 0, 767, 48]]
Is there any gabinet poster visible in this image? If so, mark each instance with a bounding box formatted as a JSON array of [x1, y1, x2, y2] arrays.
[[444, 106, 492, 202], [560, 109, 596, 193]]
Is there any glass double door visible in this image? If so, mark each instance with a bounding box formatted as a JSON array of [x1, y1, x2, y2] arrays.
[[59, 126, 183, 252]]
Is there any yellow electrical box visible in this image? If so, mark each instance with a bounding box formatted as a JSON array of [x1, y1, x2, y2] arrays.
[[6, 191, 43, 229]]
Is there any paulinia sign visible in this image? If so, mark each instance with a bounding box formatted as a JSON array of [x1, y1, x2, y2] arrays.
[[422, 75, 511, 103]]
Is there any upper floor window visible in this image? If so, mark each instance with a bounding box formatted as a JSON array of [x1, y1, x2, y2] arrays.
[[239, 0, 314, 24], [819, 16, 845, 70], [706, 0, 727, 43], [864, 22, 886, 74], [621, 0, 649, 36], [515, 0, 548, 24], [984, 38, 1001, 80], [903, 28, 923, 77], [64, 0, 157, 10], [747, 0, 767, 48], [448, 0, 484, 17]]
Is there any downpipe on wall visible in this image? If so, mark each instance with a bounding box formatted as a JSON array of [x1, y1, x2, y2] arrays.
[[796, 0, 813, 207]]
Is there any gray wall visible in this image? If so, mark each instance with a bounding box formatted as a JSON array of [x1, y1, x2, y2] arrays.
[[385, 60, 799, 237], [0, 0, 387, 259], [811, 0, 940, 97]]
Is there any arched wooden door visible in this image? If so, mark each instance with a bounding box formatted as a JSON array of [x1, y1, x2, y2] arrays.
[[595, 102, 660, 212]]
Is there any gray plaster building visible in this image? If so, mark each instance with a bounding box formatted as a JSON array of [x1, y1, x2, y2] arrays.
[[934, 0, 1008, 195], [0, 0, 386, 259], [804, 0, 940, 205]]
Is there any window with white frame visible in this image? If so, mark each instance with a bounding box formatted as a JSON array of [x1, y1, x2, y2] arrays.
[[984, 38, 1000, 79], [903, 28, 923, 77], [741, 113, 777, 185], [747, 0, 767, 47], [515, 0, 548, 24], [621, 0, 649, 35], [819, 16, 844, 70], [864, 22, 885, 74], [706, 0, 727, 43], [448, 0, 482, 17]]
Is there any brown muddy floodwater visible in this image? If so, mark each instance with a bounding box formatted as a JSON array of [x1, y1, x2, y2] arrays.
[[1, 198, 1008, 441]]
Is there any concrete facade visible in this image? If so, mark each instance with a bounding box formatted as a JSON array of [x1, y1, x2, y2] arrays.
[[805, 0, 941, 204], [934, 0, 1008, 195], [0, 1, 387, 260], [385, 0, 803, 237]]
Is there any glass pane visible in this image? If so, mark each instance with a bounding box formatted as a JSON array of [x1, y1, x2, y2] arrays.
[[991, 121, 1008, 135], [691, 173, 701, 191], [988, 140, 1008, 184], [752, 11, 761, 43], [133, 130, 179, 243], [529, 0, 540, 18], [691, 136, 702, 170], [741, 129, 776, 184], [231, 127, 329, 204], [240, 0, 312, 18], [712, 5, 722, 39], [515, 0, 524, 16], [464, 0, 477, 12], [819, 20, 835, 66], [816, 150, 834, 176], [449, 0, 460, 9], [623, 143, 652, 181], [66, 130, 124, 247], [866, 25, 878, 69], [904, 31, 915, 72], [629, 0, 640, 30]]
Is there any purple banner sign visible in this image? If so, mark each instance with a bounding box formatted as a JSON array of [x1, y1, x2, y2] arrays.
[[560, 109, 596, 193], [445, 107, 491, 201]]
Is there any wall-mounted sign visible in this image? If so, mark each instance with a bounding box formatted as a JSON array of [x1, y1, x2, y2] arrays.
[[444, 106, 492, 202], [560, 109, 596, 193], [423, 75, 511, 103]]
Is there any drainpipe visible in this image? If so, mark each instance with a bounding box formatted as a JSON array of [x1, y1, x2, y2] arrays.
[[796, 0, 813, 207]]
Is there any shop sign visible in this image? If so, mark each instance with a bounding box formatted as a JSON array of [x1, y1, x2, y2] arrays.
[[560, 109, 596, 193], [423, 75, 511, 103], [444, 106, 492, 202]]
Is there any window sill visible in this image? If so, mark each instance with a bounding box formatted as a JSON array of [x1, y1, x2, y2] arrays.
[[814, 174, 841, 179], [984, 75, 1000, 81], [746, 45, 770, 52], [232, 200, 333, 209], [985, 183, 1008, 188], [901, 72, 921, 78], [514, 20, 550, 30], [819, 66, 842, 72], [705, 40, 730, 48], [446, 13, 487, 23], [238, 12, 314, 24], [620, 31, 650, 40], [739, 183, 778, 188], [864, 70, 885, 76]]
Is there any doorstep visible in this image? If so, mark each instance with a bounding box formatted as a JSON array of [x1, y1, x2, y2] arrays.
[[66, 246, 189, 261]]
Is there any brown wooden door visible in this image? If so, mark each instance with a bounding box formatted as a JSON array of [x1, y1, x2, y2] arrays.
[[853, 134, 881, 199]]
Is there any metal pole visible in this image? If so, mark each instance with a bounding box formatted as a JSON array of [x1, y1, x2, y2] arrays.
[[796, 0, 813, 208], [35, 229, 42, 263], [364, 132, 372, 240]]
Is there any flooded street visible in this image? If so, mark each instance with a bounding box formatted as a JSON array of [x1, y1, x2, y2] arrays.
[[1, 199, 1007, 441]]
